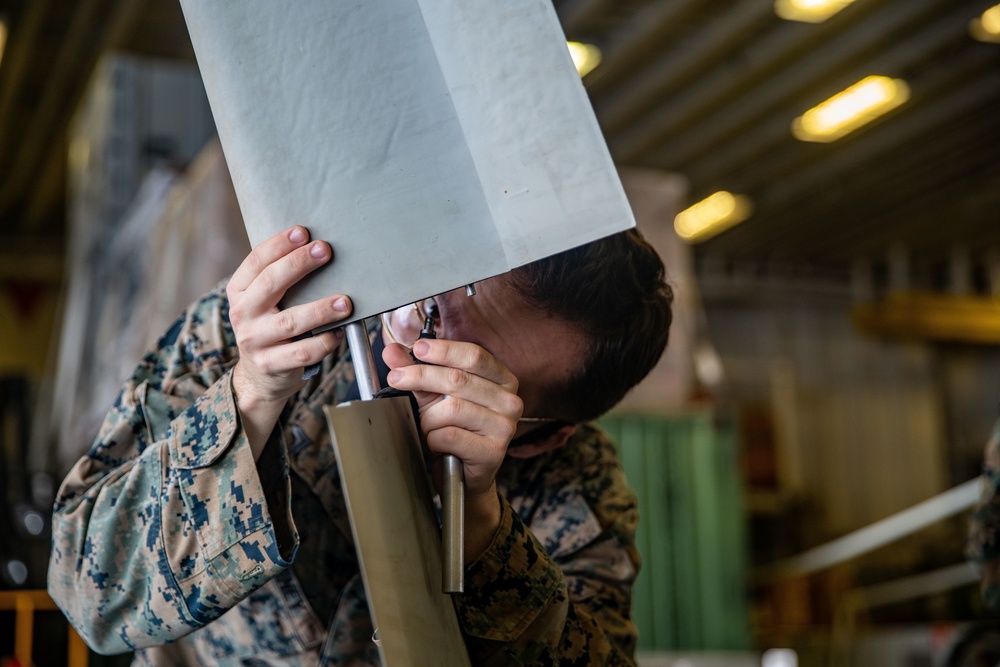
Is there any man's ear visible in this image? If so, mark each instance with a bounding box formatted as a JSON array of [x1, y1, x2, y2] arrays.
[[507, 425, 577, 459]]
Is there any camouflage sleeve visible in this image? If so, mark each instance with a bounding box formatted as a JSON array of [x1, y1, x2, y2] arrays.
[[968, 419, 1000, 609], [47, 285, 298, 654], [456, 430, 639, 665]]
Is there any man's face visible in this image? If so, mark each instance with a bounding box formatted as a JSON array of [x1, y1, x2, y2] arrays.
[[383, 276, 587, 418]]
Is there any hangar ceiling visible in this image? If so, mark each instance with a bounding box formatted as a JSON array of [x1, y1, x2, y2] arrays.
[[1, 0, 998, 287]]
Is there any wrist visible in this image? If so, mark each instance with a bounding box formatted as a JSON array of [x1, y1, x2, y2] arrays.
[[231, 367, 288, 461], [463, 485, 502, 564]]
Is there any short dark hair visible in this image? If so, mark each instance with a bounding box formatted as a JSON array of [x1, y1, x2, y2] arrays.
[[507, 228, 673, 422]]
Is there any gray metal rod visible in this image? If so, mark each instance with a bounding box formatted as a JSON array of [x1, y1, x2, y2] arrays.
[[753, 477, 981, 583], [345, 320, 381, 400], [442, 453, 465, 594]]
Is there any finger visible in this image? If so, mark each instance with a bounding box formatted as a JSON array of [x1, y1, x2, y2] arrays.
[[247, 329, 342, 376], [229, 226, 313, 293], [419, 396, 515, 442], [236, 241, 332, 315], [409, 339, 518, 393], [424, 427, 506, 493], [249, 295, 353, 346], [382, 342, 417, 370], [426, 427, 499, 466], [386, 363, 523, 418], [383, 343, 446, 408]]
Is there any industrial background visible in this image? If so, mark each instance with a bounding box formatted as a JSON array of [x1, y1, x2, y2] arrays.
[[1, 0, 999, 665]]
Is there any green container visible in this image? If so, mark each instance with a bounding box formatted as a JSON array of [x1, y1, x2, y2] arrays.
[[599, 412, 750, 652]]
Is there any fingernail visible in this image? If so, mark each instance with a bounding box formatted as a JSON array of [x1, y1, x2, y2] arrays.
[[289, 227, 306, 243], [412, 340, 430, 357], [333, 296, 350, 312], [310, 242, 327, 258], [387, 370, 402, 384]]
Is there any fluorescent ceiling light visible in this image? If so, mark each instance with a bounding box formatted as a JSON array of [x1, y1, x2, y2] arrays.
[[792, 75, 910, 143], [774, 0, 856, 23], [674, 191, 753, 243], [567, 41, 602, 77], [0, 19, 7, 71], [970, 4, 1000, 43]]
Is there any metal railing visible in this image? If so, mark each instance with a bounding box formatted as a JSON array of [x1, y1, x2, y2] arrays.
[[0, 589, 88, 667]]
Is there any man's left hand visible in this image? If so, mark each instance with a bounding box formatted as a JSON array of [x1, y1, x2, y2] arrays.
[[382, 338, 523, 561]]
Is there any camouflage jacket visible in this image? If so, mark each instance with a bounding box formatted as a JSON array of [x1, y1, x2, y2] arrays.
[[48, 281, 641, 665], [969, 419, 1000, 608]]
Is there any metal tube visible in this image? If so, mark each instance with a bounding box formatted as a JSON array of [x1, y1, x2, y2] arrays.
[[345, 320, 381, 401], [752, 477, 981, 583], [442, 453, 464, 594]]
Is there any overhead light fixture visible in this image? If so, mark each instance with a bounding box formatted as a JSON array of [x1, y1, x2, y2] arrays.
[[970, 4, 1000, 43], [0, 19, 7, 71], [774, 0, 856, 23], [674, 191, 753, 243], [567, 41, 602, 77], [792, 75, 910, 143]]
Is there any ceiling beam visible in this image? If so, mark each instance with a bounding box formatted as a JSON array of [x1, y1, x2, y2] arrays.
[[554, 0, 615, 36], [0, 0, 111, 213], [1, 0, 146, 227], [597, 0, 777, 135], [784, 125, 1000, 262], [683, 1, 987, 190], [582, 0, 701, 96], [858, 172, 1000, 263], [716, 90, 1000, 262], [621, 0, 939, 164], [0, 0, 53, 165], [824, 134, 1000, 260], [717, 45, 1000, 222], [754, 70, 1000, 220]]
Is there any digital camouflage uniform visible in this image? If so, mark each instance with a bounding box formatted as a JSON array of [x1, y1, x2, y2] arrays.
[[48, 280, 641, 665], [969, 419, 1000, 609]]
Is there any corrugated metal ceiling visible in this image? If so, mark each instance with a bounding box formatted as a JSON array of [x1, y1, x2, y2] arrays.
[[1, 0, 997, 285]]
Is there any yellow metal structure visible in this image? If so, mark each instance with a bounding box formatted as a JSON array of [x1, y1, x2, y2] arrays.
[[853, 292, 1000, 344], [0, 590, 88, 667]]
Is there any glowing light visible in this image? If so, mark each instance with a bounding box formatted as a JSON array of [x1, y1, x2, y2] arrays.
[[970, 4, 1000, 43], [567, 41, 602, 77], [985, 5, 1000, 32], [762, 649, 799, 667], [774, 0, 856, 23], [0, 20, 7, 71], [6, 560, 27, 586], [792, 75, 910, 143], [674, 191, 753, 243]]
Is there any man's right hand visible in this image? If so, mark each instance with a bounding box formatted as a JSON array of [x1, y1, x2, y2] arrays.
[[227, 226, 353, 458]]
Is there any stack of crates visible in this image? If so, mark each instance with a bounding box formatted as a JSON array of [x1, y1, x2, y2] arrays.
[[599, 411, 750, 652]]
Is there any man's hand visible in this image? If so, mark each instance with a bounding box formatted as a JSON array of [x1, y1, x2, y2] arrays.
[[228, 226, 353, 458], [383, 338, 523, 562]]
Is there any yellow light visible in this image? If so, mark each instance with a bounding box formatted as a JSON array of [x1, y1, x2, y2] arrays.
[[0, 20, 7, 71], [774, 0, 856, 23], [567, 41, 602, 77], [792, 75, 910, 143], [970, 4, 1000, 43], [674, 191, 753, 243]]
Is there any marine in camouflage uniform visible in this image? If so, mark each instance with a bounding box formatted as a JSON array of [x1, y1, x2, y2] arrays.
[[48, 280, 641, 665], [969, 419, 1000, 610]]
